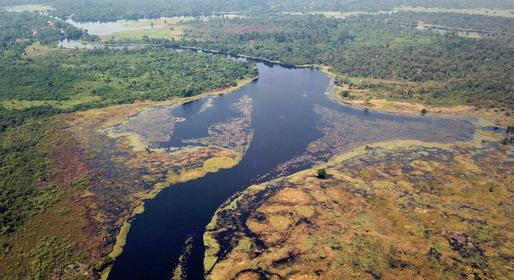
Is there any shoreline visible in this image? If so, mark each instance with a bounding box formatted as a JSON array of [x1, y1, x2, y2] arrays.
[[94, 75, 257, 280], [203, 121, 512, 279], [60, 43, 509, 278], [60, 39, 511, 128], [316, 65, 513, 128]]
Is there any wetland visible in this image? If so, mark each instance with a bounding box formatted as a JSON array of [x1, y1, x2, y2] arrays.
[[1, 4, 513, 279], [105, 61, 477, 279]]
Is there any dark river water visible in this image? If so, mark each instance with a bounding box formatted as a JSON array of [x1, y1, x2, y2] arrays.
[[108, 62, 474, 280]]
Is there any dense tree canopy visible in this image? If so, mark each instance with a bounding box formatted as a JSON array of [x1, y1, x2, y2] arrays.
[[180, 14, 513, 109]]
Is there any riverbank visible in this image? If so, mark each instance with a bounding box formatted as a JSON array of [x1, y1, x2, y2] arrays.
[[0, 73, 257, 280], [73, 76, 258, 279], [316, 65, 514, 128], [54, 38, 513, 129]]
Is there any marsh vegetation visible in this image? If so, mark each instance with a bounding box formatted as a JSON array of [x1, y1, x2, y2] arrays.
[[0, 1, 512, 279]]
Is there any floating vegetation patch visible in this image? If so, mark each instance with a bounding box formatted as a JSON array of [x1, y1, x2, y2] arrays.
[[266, 104, 474, 179], [55, 92, 256, 278], [183, 95, 253, 154]]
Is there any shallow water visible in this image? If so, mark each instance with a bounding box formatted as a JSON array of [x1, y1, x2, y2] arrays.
[[107, 62, 474, 280]]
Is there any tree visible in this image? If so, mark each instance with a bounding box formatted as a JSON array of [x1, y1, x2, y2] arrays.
[[317, 168, 327, 179]]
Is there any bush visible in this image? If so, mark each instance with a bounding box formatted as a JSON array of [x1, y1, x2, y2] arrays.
[[317, 169, 327, 179]]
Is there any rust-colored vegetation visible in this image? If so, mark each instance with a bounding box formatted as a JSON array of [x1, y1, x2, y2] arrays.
[[205, 138, 514, 280]]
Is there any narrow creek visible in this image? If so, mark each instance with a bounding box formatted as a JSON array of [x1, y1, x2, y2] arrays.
[[107, 62, 474, 279]]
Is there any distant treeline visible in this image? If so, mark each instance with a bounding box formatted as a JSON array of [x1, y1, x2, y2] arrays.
[[381, 11, 514, 34], [1, 0, 513, 22]]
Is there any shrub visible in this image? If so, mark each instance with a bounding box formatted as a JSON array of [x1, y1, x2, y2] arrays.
[[317, 169, 327, 179]]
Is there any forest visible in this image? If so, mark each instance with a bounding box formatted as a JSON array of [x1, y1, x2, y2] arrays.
[[179, 14, 514, 109], [0, 10, 83, 55], [0, 1, 513, 279], [0, 10, 257, 131], [0, 9, 256, 241]]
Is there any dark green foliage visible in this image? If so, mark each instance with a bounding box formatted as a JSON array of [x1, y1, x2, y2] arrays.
[[317, 168, 327, 179], [29, 237, 78, 280], [376, 11, 514, 34], [182, 14, 514, 109], [0, 48, 257, 132], [0, 48, 257, 103], [0, 119, 57, 236], [0, 106, 61, 132]]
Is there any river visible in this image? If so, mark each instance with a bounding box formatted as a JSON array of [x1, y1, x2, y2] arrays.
[[107, 61, 474, 279]]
